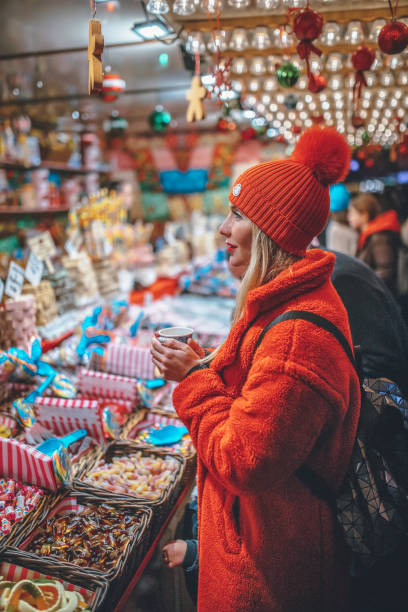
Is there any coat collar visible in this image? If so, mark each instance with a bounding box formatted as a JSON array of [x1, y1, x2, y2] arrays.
[[212, 249, 336, 371]]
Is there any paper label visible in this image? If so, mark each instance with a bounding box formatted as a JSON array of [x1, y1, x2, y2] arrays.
[[4, 261, 25, 298], [27, 231, 57, 272], [25, 251, 43, 286], [27, 231, 57, 260]]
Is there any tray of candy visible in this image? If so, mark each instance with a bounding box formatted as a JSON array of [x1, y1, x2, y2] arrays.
[[0, 479, 61, 553], [0, 547, 108, 611], [73, 440, 185, 536], [17, 490, 153, 586], [121, 409, 196, 487]]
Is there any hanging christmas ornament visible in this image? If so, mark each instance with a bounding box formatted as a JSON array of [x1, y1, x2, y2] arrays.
[[186, 75, 206, 122], [148, 106, 172, 132], [399, 134, 408, 157], [308, 74, 326, 94], [101, 73, 126, 102], [283, 93, 299, 109], [241, 127, 257, 140], [352, 114, 365, 129], [206, 7, 233, 103], [351, 46, 375, 115], [310, 113, 324, 125], [186, 51, 206, 122], [362, 130, 371, 144], [88, 1, 104, 95], [378, 1, 408, 55], [292, 7, 324, 93], [276, 63, 299, 88]]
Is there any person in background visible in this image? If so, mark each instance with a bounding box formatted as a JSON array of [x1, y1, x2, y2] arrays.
[[348, 193, 401, 295], [326, 183, 358, 256], [151, 126, 361, 612], [331, 250, 408, 397]]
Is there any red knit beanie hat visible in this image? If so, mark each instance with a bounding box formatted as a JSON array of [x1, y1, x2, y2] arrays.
[[229, 126, 351, 256]]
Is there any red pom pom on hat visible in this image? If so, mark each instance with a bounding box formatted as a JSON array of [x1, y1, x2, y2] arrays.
[[290, 126, 351, 186]]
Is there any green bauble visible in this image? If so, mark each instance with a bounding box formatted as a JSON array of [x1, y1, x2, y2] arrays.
[[148, 108, 172, 132], [276, 63, 300, 88], [362, 130, 371, 144]]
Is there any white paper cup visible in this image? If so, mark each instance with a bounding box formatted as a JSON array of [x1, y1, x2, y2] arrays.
[[157, 327, 194, 344]]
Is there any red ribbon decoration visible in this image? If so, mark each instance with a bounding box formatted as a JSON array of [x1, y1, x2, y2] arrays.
[[292, 7, 324, 91], [351, 46, 375, 112]]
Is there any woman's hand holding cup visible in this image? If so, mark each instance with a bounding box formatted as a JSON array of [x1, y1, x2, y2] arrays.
[[150, 327, 205, 382]]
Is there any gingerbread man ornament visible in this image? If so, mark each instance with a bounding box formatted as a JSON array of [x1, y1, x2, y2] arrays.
[[186, 76, 206, 123]]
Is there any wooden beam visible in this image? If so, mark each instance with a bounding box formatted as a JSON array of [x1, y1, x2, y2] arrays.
[[179, 6, 408, 33]]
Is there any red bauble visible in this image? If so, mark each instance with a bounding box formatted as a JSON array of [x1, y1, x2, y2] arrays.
[[378, 21, 408, 55], [352, 114, 365, 129], [365, 158, 375, 168], [351, 46, 376, 72], [102, 73, 126, 102], [241, 127, 257, 140], [399, 135, 408, 157], [308, 74, 326, 93], [293, 8, 324, 42], [311, 114, 324, 125]]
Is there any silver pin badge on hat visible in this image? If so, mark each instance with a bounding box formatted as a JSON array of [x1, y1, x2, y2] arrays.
[[232, 183, 241, 196]]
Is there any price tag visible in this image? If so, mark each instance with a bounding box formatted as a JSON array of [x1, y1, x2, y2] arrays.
[[25, 251, 44, 287], [27, 231, 57, 273], [65, 228, 83, 257], [0, 278, 4, 303], [4, 262, 25, 299]]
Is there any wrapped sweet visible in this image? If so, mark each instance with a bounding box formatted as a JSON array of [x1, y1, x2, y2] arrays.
[[0, 480, 44, 538], [0, 577, 90, 611], [27, 504, 142, 572], [83, 452, 179, 500]]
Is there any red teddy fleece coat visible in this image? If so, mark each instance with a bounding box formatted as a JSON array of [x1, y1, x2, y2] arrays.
[[173, 249, 361, 612]]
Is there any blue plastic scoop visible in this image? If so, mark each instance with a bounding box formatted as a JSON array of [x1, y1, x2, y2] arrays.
[[146, 425, 188, 446], [36, 429, 87, 457]]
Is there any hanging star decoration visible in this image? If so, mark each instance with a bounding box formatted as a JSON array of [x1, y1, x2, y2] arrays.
[[88, 2, 104, 95]]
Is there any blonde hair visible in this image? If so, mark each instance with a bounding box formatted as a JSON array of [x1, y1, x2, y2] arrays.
[[202, 221, 301, 364]]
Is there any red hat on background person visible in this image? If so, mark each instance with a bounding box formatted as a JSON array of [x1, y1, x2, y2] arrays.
[[229, 126, 351, 256]]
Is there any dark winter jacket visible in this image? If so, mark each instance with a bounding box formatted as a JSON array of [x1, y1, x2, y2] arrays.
[[357, 210, 401, 294], [331, 250, 408, 397]]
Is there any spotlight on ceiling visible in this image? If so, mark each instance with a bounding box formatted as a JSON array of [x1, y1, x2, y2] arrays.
[[131, 19, 174, 40]]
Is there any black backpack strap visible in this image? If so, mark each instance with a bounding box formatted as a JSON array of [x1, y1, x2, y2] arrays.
[[254, 309, 357, 375], [253, 309, 359, 510]]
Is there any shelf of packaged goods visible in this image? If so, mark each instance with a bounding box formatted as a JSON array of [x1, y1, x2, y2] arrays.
[[113, 477, 195, 612], [0, 161, 110, 174], [0, 205, 71, 214]]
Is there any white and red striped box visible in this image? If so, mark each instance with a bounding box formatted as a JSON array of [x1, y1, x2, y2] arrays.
[[0, 438, 59, 491], [78, 368, 138, 404], [34, 396, 105, 444], [99, 343, 155, 379], [0, 560, 95, 606]]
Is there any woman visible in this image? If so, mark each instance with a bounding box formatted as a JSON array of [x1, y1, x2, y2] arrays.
[[348, 193, 401, 294], [151, 126, 361, 612], [326, 183, 358, 256]]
